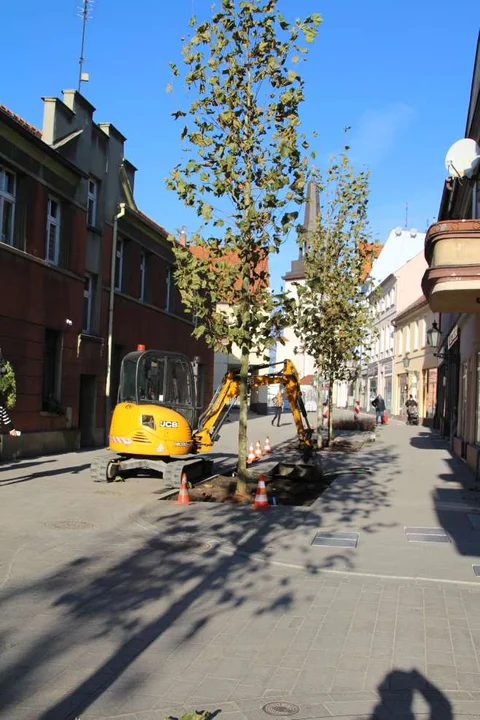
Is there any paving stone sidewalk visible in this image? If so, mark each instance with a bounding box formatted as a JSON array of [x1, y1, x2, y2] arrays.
[[1, 415, 480, 718]]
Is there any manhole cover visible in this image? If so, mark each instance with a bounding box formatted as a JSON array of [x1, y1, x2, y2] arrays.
[[262, 702, 300, 716], [43, 520, 94, 530]]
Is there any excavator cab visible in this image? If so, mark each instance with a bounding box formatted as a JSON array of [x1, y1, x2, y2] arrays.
[[118, 349, 197, 428]]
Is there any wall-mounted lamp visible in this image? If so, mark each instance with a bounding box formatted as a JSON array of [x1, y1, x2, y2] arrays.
[[402, 354, 410, 370], [426, 321, 458, 362], [426, 321, 441, 349], [65, 318, 73, 326]]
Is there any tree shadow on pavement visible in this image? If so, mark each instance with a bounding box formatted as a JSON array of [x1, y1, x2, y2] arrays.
[[0, 443, 400, 719], [371, 668, 453, 719], [411, 429, 480, 559]]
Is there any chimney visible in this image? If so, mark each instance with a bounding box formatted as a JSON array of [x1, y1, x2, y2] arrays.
[[179, 229, 187, 246]]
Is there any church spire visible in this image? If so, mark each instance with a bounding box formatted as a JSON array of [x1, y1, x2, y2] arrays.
[[299, 180, 320, 257]]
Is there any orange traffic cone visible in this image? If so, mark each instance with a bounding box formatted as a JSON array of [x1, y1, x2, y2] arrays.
[[176, 473, 191, 504], [264, 436, 272, 454], [254, 440, 263, 460], [253, 474, 270, 510], [247, 443, 256, 464]]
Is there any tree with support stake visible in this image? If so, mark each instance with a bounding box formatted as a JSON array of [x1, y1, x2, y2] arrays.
[[166, 0, 321, 494], [286, 145, 378, 446]]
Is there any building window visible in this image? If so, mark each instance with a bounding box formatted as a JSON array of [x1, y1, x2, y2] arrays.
[[0, 166, 16, 246], [42, 328, 62, 413], [165, 266, 173, 311], [115, 239, 123, 291], [140, 251, 147, 302], [405, 326, 410, 353], [413, 321, 419, 350], [87, 179, 98, 227], [83, 275, 93, 333], [46, 197, 61, 265], [397, 328, 403, 356]]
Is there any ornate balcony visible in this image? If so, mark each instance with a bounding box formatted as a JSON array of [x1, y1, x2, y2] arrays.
[[422, 218, 480, 312]]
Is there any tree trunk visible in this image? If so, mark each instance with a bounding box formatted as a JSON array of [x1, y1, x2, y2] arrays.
[[316, 360, 323, 439], [327, 372, 334, 446], [236, 346, 250, 496]]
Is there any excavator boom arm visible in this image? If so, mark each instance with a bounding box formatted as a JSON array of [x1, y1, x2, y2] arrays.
[[192, 359, 313, 453]]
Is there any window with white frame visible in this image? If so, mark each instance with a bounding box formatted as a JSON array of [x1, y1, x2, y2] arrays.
[[83, 275, 93, 333], [0, 166, 16, 246], [389, 324, 394, 353], [413, 320, 419, 350], [397, 328, 403, 355], [115, 239, 123, 291], [140, 251, 146, 302], [87, 179, 98, 227], [46, 198, 61, 265], [420, 317, 426, 347], [405, 325, 410, 353]]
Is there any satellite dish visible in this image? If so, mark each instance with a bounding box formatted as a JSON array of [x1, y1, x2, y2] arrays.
[[445, 138, 480, 179], [395, 227, 402, 236]]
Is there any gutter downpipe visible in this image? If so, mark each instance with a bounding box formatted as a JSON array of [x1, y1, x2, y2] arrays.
[[105, 202, 126, 443]]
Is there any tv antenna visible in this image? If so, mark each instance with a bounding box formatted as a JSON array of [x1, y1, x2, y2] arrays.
[[77, 0, 94, 92], [404, 202, 408, 229]]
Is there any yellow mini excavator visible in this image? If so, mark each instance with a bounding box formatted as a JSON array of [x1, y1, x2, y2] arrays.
[[90, 347, 313, 487]]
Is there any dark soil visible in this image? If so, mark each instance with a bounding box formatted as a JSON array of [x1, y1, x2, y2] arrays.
[[169, 463, 333, 507]]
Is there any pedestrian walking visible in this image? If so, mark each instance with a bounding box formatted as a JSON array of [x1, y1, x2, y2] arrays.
[[0, 405, 19, 436], [372, 393, 386, 425], [271, 387, 284, 427]]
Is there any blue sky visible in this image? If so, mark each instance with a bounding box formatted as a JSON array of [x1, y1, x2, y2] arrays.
[[2, 1, 479, 290]]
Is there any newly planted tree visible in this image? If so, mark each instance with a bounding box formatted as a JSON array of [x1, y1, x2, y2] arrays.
[[166, 0, 320, 491], [287, 147, 378, 445]]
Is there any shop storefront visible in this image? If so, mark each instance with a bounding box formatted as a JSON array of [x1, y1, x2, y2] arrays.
[[423, 367, 437, 422]]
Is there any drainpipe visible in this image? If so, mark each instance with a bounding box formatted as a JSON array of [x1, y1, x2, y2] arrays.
[[105, 202, 126, 443]]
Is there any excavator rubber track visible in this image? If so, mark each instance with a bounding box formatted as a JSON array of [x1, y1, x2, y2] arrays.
[[90, 453, 213, 488]]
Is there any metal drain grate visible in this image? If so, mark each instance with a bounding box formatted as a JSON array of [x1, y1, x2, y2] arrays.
[[262, 702, 300, 716], [405, 527, 450, 543], [312, 531, 359, 548], [473, 565, 480, 577]]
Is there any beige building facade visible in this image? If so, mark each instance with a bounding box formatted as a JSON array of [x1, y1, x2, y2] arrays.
[[393, 297, 438, 422]]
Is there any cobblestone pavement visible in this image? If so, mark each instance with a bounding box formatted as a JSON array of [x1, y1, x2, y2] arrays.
[[1, 418, 480, 718]]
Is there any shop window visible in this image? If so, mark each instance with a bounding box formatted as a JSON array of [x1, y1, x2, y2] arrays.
[[476, 354, 480, 443], [460, 361, 468, 438]]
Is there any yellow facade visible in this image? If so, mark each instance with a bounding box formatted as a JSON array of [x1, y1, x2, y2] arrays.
[[394, 299, 438, 422]]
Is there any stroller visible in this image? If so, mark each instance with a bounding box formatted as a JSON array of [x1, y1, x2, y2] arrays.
[[406, 406, 419, 425]]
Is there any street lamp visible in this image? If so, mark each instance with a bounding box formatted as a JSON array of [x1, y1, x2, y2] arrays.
[[426, 321, 441, 349]]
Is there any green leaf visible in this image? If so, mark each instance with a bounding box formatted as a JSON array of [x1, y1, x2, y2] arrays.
[[166, 83, 173, 93]]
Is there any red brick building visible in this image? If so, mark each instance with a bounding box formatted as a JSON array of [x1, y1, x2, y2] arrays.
[[0, 91, 213, 458]]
